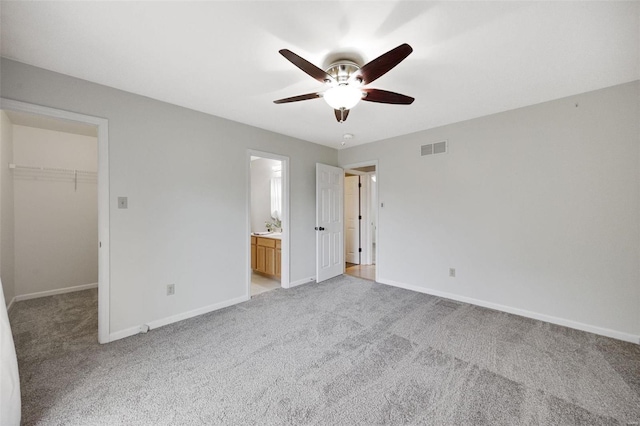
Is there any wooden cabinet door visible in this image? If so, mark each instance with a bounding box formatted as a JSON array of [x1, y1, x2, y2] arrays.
[[256, 245, 266, 273], [276, 248, 281, 277], [265, 246, 276, 275], [251, 243, 257, 270]]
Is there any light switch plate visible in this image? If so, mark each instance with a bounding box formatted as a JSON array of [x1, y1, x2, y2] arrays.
[[118, 197, 128, 209]]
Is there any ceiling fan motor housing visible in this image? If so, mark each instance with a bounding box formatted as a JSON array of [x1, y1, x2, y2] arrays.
[[325, 61, 361, 84]]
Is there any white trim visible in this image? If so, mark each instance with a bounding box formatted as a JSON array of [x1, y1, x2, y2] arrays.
[[247, 150, 290, 290], [13, 282, 98, 302], [343, 169, 373, 265], [340, 160, 379, 281], [378, 277, 640, 345], [6, 297, 15, 313], [107, 325, 142, 342], [108, 295, 249, 343], [289, 276, 316, 288], [0, 98, 110, 344], [360, 176, 371, 265], [146, 295, 249, 330]]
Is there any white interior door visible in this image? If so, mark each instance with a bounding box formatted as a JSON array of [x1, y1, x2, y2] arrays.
[[316, 163, 344, 282], [344, 175, 360, 264]]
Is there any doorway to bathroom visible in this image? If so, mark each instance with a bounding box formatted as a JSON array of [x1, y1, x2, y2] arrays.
[[344, 163, 377, 281], [247, 150, 289, 297]]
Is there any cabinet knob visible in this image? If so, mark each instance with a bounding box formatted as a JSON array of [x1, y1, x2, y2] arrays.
[[315, 227, 325, 231]]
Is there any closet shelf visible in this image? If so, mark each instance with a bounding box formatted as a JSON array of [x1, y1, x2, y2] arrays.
[[9, 163, 97, 191], [9, 163, 97, 175]]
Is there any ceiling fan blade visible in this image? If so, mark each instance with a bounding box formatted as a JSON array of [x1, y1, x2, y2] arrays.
[[334, 108, 350, 123], [279, 49, 334, 84], [274, 92, 321, 104], [354, 43, 413, 85], [362, 89, 414, 105]]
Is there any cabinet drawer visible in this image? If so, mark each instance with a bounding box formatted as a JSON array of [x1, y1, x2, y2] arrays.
[[276, 240, 281, 249], [251, 236, 256, 245], [257, 237, 276, 248]]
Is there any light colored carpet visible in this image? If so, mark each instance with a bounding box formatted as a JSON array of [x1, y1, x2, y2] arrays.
[[9, 275, 640, 425]]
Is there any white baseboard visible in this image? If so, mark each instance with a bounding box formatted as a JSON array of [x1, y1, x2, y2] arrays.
[[289, 276, 316, 288], [6, 297, 15, 313], [377, 277, 640, 345], [14, 282, 98, 303], [107, 325, 142, 342], [108, 294, 250, 343]]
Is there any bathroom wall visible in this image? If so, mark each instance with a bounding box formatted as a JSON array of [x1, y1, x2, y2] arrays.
[[250, 157, 281, 233]]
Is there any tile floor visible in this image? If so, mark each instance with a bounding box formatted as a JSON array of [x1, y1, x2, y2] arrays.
[[251, 272, 281, 296], [345, 263, 376, 281]]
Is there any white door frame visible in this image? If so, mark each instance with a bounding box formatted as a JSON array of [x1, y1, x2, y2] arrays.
[[344, 169, 374, 265], [344, 175, 360, 265], [360, 172, 374, 265], [341, 160, 378, 281], [1, 98, 110, 344], [247, 150, 290, 291]]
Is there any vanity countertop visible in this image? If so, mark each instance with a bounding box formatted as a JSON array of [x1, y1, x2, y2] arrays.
[[252, 232, 281, 240]]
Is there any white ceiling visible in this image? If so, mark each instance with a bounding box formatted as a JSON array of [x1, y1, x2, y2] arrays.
[[1, 1, 638, 149]]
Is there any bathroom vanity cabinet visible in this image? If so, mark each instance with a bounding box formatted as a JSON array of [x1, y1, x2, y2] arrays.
[[251, 235, 281, 278]]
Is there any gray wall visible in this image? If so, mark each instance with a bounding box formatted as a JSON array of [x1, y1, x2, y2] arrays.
[[0, 58, 337, 334], [340, 81, 640, 338]]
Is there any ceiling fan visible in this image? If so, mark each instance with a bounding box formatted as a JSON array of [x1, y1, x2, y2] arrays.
[[274, 43, 415, 123]]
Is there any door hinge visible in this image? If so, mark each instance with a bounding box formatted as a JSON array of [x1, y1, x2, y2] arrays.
[[358, 183, 362, 188], [359, 215, 362, 220], [359, 248, 362, 253]]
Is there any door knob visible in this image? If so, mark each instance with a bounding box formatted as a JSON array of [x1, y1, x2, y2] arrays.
[[315, 227, 325, 231]]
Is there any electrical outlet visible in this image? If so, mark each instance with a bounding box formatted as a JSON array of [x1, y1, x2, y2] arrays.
[[449, 268, 456, 278], [167, 284, 175, 296]]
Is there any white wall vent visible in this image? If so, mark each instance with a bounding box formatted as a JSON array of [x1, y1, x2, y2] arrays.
[[421, 140, 447, 156]]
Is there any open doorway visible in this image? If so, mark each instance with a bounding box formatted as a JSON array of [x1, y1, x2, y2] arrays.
[[248, 151, 289, 296], [0, 102, 110, 343], [344, 164, 377, 281], [0, 110, 99, 342]]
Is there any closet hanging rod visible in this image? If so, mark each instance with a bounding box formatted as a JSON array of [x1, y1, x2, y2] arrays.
[[8, 163, 97, 175]]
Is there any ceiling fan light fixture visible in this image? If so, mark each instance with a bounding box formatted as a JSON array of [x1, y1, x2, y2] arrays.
[[274, 44, 414, 122], [323, 84, 362, 110]]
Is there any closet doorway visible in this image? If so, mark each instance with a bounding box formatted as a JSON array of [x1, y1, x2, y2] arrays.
[[247, 150, 289, 297], [343, 163, 377, 282], [1, 99, 109, 343]]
